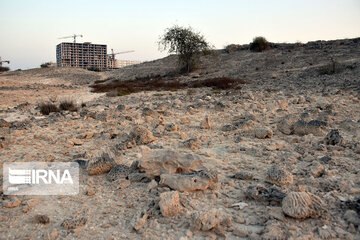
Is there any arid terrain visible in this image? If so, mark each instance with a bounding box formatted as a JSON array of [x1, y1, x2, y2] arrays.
[[1, 38, 360, 240]]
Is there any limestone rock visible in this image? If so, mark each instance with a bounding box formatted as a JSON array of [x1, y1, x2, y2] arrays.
[[131, 210, 148, 231], [191, 209, 231, 231], [142, 107, 158, 117], [277, 114, 298, 135], [324, 129, 343, 145], [165, 123, 178, 132], [262, 220, 288, 240], [246, 184, 286, 202], [61, 217, 87, 229], [3, 199, 21, 208], [282, 192, 326, 219], [130, 126, 156, 145], [182, 138, 201, 150], [232, 170, 254, 180], [160, 170, 218, 192], [293, 120, 328, 136], [87, 151, 117, 175], [266, 166, 294, 186], [254, 128, 273, 139], [35, 215, 50, 224], [159, 191, 182, 217], [106, 161, 139, 181], [139, 148, 204, 178]]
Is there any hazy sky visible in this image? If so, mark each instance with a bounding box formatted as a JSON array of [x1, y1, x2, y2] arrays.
[[1, 0, 359, 70]]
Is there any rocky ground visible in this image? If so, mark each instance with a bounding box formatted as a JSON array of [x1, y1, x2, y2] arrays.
[[0, 38, 360, 240]]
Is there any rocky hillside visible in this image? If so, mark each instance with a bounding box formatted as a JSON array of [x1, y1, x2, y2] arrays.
[[0, 38, 359, 239]]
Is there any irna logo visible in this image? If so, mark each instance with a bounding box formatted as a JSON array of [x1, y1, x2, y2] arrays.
[[4, 162, 79, 195]]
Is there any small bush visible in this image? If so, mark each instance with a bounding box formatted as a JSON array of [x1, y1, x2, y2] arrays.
[[318, 59, 344, 75], [0, 66, 10, 72], [59, 99, 78, 112], [40, 62, 51, 68], [87, 66, 100, 72], [250, 36, 271, 52], [39, 102, 59, 115]]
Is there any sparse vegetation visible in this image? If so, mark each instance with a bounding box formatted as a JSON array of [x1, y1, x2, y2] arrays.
[[59, 99, 78, 112], [317, 58, 344, 75], [87, 66, 100, 72], [91, 76, 245, 96], [250, 36, 271, 52], [39, 102, 59, 115], [40, 62, 51, 68], [0, 66, 10, 72], [159, 25, 212, 73]]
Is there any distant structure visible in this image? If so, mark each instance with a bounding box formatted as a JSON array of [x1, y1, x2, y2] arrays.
[[115, 59, 142, 68], [107, 49, 138, 70], [56, 42, 107, 71]]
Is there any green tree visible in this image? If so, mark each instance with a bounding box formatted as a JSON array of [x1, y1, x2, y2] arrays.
[[159, 25, 211, 73]]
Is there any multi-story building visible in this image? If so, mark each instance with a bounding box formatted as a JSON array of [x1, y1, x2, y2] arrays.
[[56, 42, 107, 71]]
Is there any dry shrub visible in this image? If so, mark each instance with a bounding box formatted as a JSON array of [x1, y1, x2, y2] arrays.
[[39, 102, 59, 115], [250, 36, 271, 52], [90, 76, 245, 96], [59, 99, 78, 112]]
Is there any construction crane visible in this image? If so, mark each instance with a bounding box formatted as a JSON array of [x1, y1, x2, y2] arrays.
[[58, 34, 83, 43], [0, 57, 10, 67], [107, 49, 135, 62]]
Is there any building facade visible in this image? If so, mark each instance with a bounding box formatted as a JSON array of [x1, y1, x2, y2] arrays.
[[56, 42, 107, 71]]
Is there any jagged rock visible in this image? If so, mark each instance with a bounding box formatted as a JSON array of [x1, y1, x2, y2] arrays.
[[310, 163, 325, 178], [142, 107, 158, 117], [87, 151, 117, 175], [221, 124, 237, 132], [277, 114, 298, 135], [254, 128, 273, 139], [282, 192, 326, 219], [214, 102, 226, 111], [319, 155, 331, 163], [293, 120, 328, 136], [165, 123, 178, 132], [130, 126, 156, 145], [266, 166, 293, 186], [343, 210, 360, 226], [160, 170, 218, 192], [131, 210, 148, 231], [116, 104, 125, 111], [139, 148, 204, 178], [159, 191, 182, 217], [182, 138, 201, 150], [106, 161, 139, 181], [200, 116, 211, 129], [324, 129, 343, 145], [35, 215, 50, 224], [246, 184, 286, 202], [262, 220, 288, 240], [191, 209, 232, 232], [127, 173, 151, 183], [344, 198, 360, 215], [0, 119, 11, 128], [115, 137, 136, 150], [61, 217, 87, 229]]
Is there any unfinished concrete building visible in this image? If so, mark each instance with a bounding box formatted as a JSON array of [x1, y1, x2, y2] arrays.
[[56, 42, 107, 71]]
